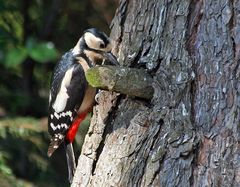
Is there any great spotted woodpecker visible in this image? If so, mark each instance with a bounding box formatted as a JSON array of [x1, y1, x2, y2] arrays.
[[47, 28, 118, 183]]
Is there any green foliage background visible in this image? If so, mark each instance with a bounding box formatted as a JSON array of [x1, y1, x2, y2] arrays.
[[0, 0, 117, 186]]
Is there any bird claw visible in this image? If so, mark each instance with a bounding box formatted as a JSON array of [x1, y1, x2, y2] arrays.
[[95, 90, 102, 103]]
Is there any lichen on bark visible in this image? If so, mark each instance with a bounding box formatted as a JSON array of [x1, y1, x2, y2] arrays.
[[86, 65, 153, 99]]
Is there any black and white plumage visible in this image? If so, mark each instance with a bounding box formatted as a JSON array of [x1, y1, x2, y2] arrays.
[[47, 28, 118, 183], [48, 52, 87, 152]]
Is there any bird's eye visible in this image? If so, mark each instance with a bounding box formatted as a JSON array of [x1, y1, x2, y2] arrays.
[[99, 43, 105, 48]]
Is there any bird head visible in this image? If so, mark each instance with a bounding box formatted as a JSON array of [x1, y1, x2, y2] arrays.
[[73, 28, 119, 66]]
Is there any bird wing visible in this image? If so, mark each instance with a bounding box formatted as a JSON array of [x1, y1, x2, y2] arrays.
[[48, 52, 87, 156]]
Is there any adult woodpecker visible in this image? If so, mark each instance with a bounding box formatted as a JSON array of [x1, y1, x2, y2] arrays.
[[47, 28, 118, 183]]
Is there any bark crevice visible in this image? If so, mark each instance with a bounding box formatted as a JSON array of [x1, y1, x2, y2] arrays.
[[185, 0, 203, 55], [91, 95, 123, 175]]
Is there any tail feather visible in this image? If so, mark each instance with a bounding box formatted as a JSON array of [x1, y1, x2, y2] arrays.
[[47, 133, 65, 157], [65, 142, 76, 183]]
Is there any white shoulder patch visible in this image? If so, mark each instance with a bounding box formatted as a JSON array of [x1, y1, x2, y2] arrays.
[[72, 38, 82, 55], [52, 67, 74, 113]]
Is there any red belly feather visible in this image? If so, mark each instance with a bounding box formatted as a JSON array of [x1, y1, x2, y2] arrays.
[[66, 112, 88, 143]]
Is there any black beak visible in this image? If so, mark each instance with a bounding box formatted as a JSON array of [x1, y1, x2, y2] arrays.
[[102, 52, 119, 65]]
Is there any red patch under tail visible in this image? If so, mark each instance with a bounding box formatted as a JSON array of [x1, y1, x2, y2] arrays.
[[66, 113, 88, 143]]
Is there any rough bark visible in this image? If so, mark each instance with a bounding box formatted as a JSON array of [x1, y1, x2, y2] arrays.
[[72, 0, 240, 187]]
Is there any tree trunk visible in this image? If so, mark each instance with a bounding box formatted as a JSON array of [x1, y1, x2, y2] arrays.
[[72, 0, 240, 186]]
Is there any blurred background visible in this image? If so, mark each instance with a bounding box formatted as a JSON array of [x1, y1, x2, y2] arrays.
[[0, 0, 118, 186]]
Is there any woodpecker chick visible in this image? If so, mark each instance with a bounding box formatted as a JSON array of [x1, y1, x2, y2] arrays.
[[47, 28, 118, 183]]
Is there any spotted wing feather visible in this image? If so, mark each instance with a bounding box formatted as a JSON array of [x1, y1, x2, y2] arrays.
[[48, 51, 87, 156]]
